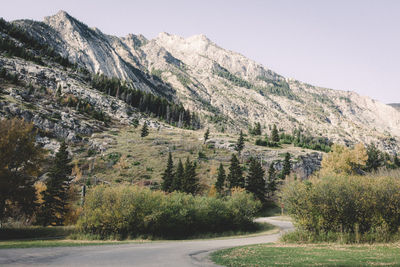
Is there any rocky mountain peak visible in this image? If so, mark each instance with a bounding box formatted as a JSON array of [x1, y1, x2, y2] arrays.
[[5, 12, 400, 153], [44, 10, 74, 27]]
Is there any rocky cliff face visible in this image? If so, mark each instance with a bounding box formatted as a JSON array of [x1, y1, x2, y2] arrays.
[[5, 10, 400, 154]]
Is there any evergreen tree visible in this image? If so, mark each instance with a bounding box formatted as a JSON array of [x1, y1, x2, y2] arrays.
[[394, 154, 400, 168], [365, 143, 383, 172], [41, 141, 72, 226], [252, 122, 262, 135], [271, 124, 279, 143], [215, 163, 226, 194], [280, 152, 291, 179], [245, 158, 265, 201], [171, 159, 184, 191], [266, 163, 277, 197], [141, 122, 149, 138], [182, 157, 198, 195], [235, 130, 245, 155], [204, 128, 210, 144], [161, 152, 174, 192], [227, 154, 244, 188]]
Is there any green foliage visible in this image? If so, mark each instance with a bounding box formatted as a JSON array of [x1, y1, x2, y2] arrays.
[[0, 67, 23, 86], [280, 152, 291, 179], [266, 163, 278, 197], [249, 122, 262, 136], [203, 128, 210, 144], [197, 151, 207, 159], [254, 127, 332, 152], [235, 130, 245, 155], [215, 163, 226, 194], [175, 73, 192, 87], [281, 174, 400, 243], [257, 76, 299, 100], [161, 152, 174, 192], [90, 73, 199, 129], [39, 142, 72, 226], [182, 157, 199, 195], [77, 185, 261, 239], [245, 158, 265, 202], [59, 94, 110, 124], [365, 143, 383, 172], [271, 124, 280, 143], [140, 122, 149, 138], [213, 66, 253, 89], [171, 159, 184, 192], [0, 118, 45, 223], [227, 154, 244, 188], [0, 18, 74, 67], [107, 152, 121, 165]]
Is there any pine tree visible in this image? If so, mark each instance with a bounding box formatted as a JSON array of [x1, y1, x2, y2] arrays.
[[252, 122, 262, 135], [182, 157, 198, 195], [235, 130, 245, 155], [394, 154, 400, 168], [227, 154, 244, 188], [215, 163, 226, 194], [280, 152, 291, 179], [141, 122, 149, 138], [161, 152, 174, 192], [271, 124, 279, 143], [266, 163, 277, 197], [41, 141, 72, 226], [204, 128, 210, 144], [171, 159, 184, 191], [365, 143, 383, 172], [245, 158, 265, 201]]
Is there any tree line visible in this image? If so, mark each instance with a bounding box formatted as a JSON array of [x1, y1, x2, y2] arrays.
[[90, 73, 201, 129], [161, 129, 293, 203], [254, 124, 332, 152]]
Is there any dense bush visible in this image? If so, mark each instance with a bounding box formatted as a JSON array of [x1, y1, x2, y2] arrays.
[[281, 174, 400, 243], [77, 186, 261, 239]]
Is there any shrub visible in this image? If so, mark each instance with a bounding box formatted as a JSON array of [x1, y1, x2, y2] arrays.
[[77, 185, 260, 239], [281, 174, 400, 243]]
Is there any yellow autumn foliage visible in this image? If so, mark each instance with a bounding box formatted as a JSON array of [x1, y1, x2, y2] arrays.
[[320, 143, 368, 176]]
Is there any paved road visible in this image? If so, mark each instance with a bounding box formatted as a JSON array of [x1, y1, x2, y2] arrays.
[[0, 217, 293, 267]]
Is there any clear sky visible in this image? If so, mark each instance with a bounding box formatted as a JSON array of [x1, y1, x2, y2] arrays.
[[2, 0, 399, 103]]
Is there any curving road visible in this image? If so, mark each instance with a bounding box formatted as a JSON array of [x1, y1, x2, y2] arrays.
[[0, 217, 293, 267]]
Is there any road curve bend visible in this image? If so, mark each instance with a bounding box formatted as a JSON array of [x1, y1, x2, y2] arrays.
[[0, 217, 293, 267]]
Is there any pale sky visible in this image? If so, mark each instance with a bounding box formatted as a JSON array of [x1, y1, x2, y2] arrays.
[[2, 0, 399, 103]]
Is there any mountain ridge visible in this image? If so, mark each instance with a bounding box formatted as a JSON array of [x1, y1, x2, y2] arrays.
[[5, 10, 400, 153]]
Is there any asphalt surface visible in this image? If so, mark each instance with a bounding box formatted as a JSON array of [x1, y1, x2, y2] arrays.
[[0, 217, 293, 267]]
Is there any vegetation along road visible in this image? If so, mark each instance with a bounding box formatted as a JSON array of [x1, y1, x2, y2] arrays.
[[0, 217, 293, 267]]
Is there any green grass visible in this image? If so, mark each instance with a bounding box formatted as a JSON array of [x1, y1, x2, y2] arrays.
[[211, 243, 400, 266]]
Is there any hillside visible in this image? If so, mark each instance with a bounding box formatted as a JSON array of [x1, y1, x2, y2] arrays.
[[10, 10, 400, 154], [1, 10, 399, 185]]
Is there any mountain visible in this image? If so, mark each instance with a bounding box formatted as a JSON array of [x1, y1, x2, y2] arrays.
[[389, 103, 400, 112], [3, 10, 400, 154]]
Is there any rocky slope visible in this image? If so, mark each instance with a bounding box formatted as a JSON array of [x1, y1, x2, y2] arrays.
[[11, 10, 400, 154]]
